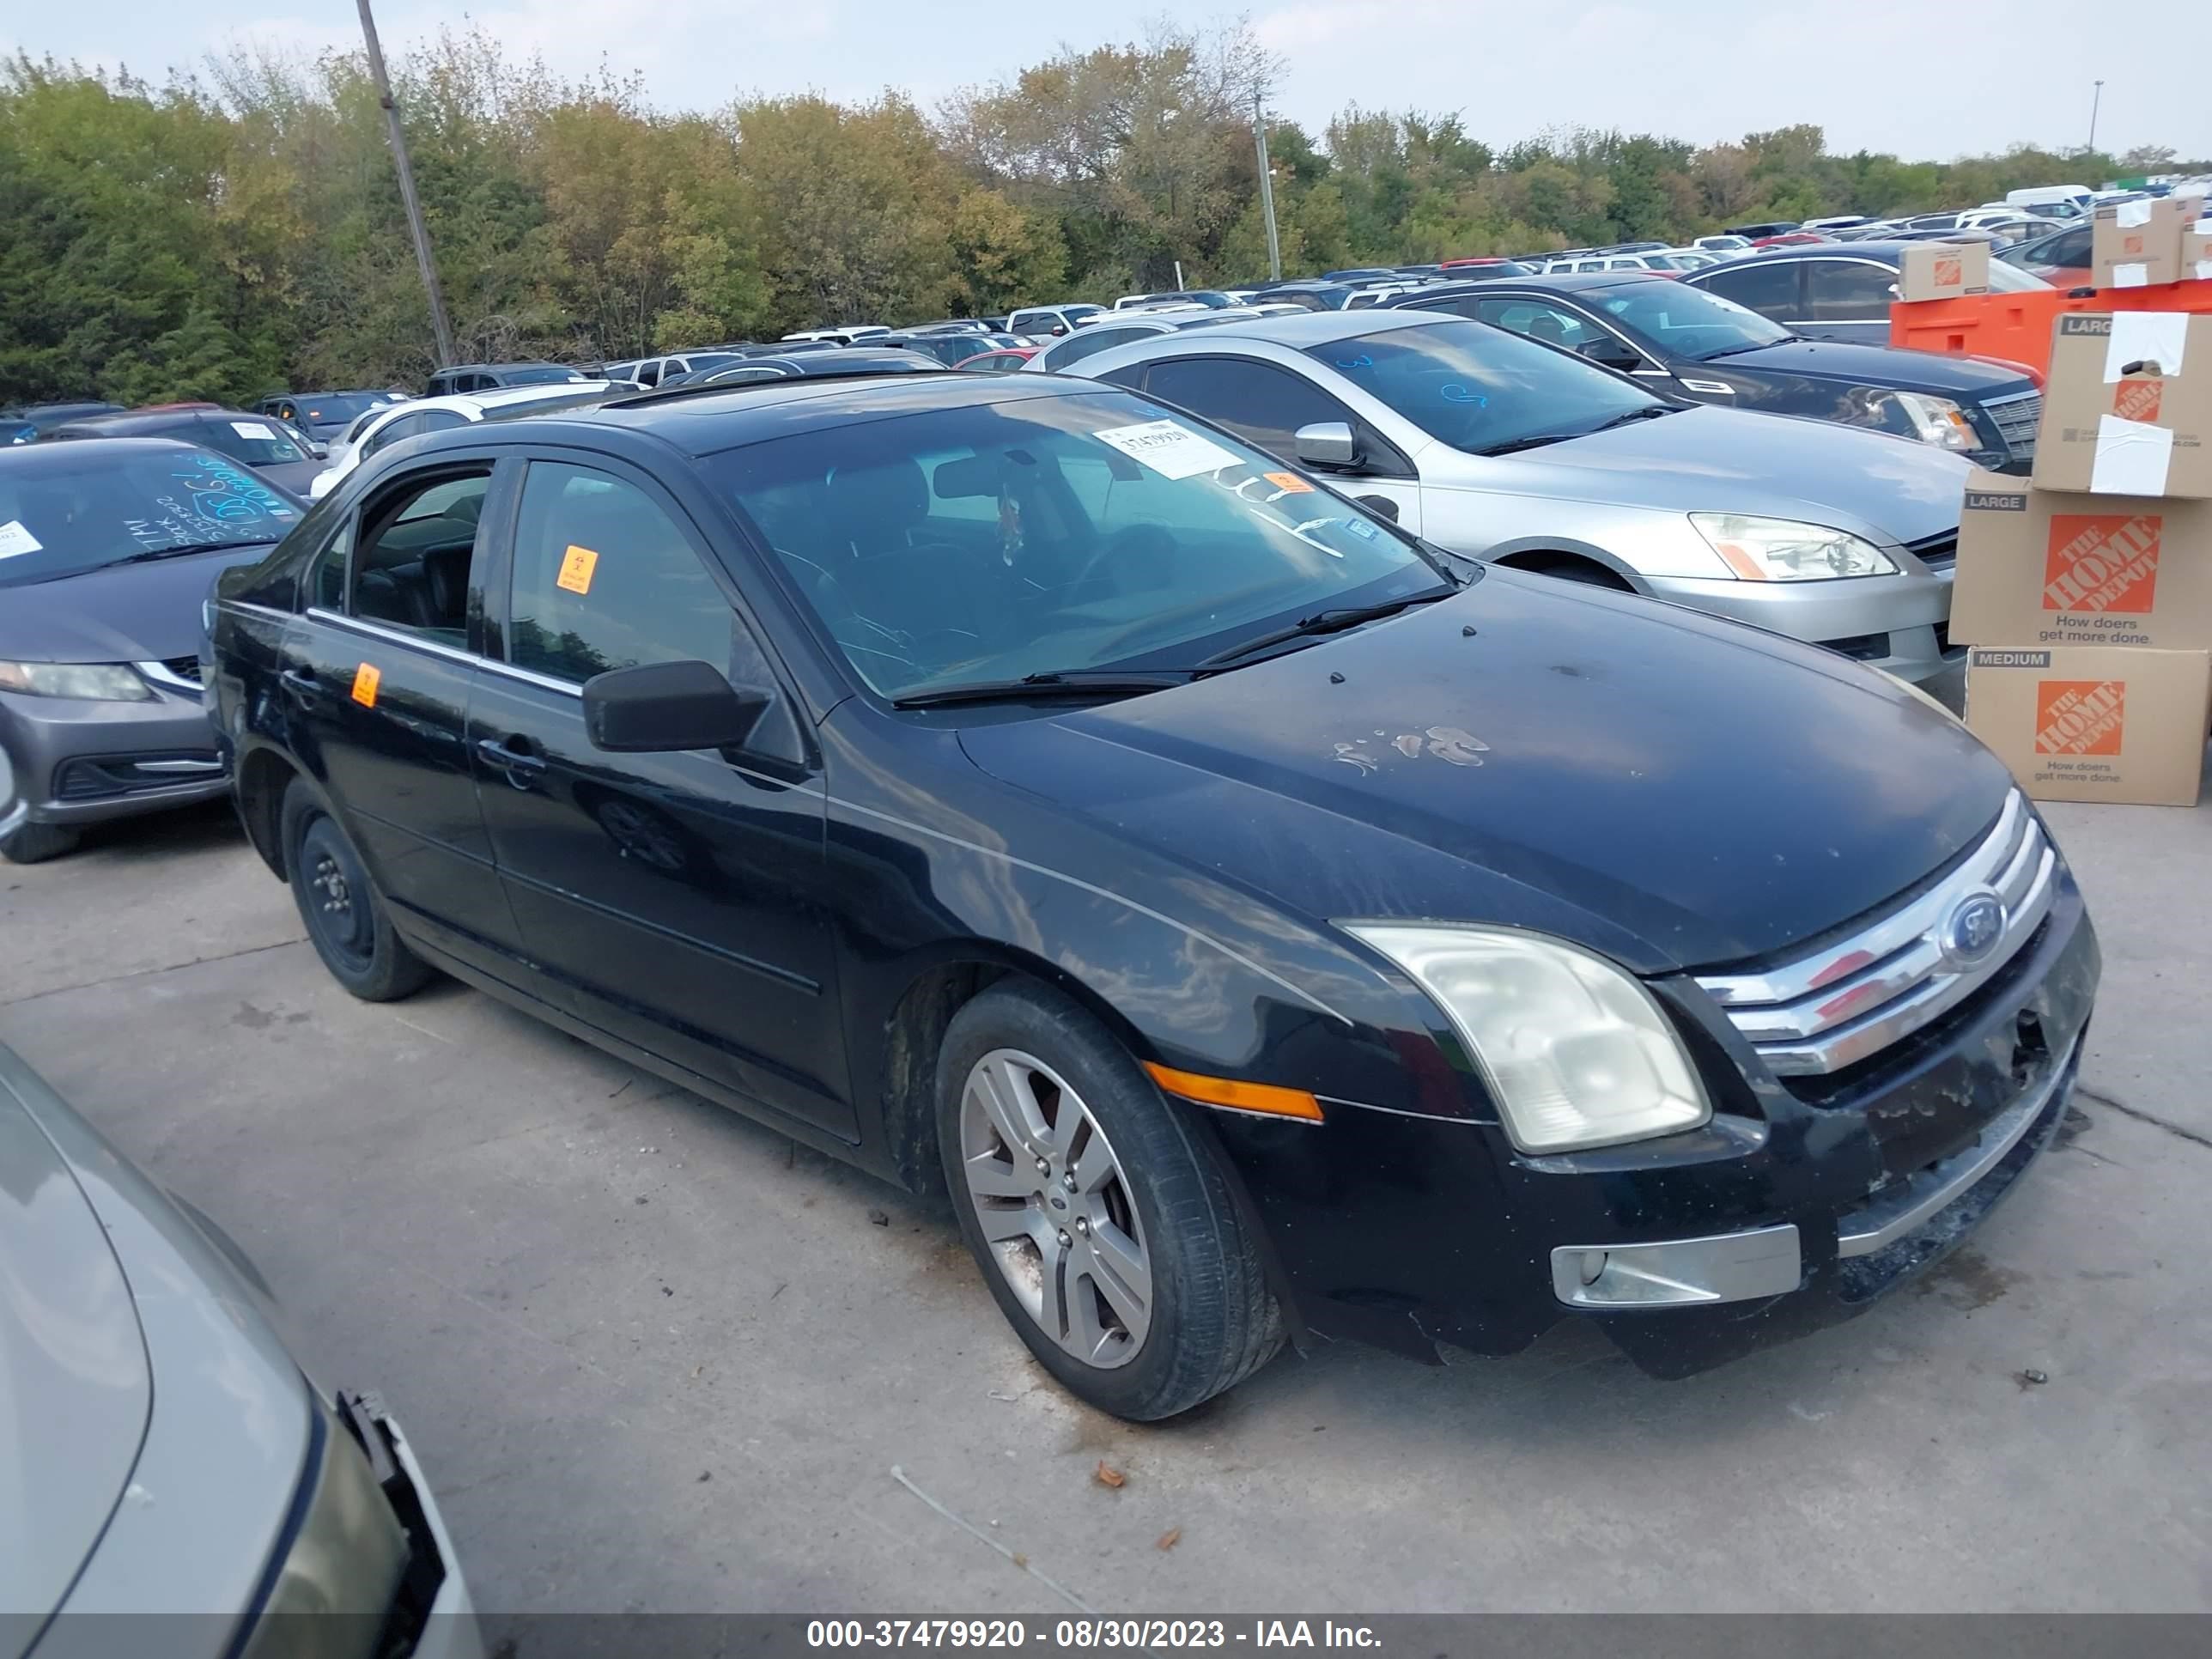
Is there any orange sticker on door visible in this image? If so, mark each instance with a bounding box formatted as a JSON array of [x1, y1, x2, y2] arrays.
[[1262, 471, 1315, 494], [350, 663, 381, 707], [557, 544, 599, 594]]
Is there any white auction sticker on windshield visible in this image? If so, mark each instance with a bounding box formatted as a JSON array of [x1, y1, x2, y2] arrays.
[[0, 519, 43, 559], [1094, 419, 1241, 480], [230, 421, 280, 441]]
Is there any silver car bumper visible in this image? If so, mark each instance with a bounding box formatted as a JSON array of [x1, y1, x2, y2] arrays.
[[1643, 569, 1962, 684], [0, 684, 227, 828]]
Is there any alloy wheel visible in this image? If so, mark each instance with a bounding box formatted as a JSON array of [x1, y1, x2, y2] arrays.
[[957, 1048, 1153, 1368]]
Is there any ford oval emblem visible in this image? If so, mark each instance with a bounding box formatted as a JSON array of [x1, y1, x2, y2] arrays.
[[1942, 891, 2007, 967]]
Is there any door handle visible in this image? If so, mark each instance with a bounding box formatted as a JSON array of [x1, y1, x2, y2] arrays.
[[280, 667, 321, 705], [476, 735, 549, 786]]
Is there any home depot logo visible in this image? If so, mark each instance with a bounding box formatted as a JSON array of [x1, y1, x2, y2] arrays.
[[2113, 377, 2165, 423], [2035, 678, 2127, 756], [1934, 254, 1962, 287], [2044, 513, 2161, 613]]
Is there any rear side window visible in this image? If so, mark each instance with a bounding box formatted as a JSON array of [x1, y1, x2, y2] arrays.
[[1140, 356, 1355, 459], [1805, 260, 1898, 321], [1694, 261, 1802, 319], [350, 472, 491, 645], [506, 462, 736, 683]]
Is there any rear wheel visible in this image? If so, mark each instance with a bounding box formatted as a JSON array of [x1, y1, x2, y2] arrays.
[[937, 982, 1283, 1420], [282, 783, 434, 1001], [0, 820, 81, 864]]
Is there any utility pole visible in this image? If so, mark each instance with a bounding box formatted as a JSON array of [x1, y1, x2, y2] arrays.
[[1253, 93, 1283, 282], [357, 0, 457, 368], [2087, 79, 2104, 156]]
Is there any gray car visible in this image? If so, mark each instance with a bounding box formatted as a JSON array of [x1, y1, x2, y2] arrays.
[[1074, 310, 1970, 682], [0, 439, 302, 863], [0, 1041, 479, 1658]]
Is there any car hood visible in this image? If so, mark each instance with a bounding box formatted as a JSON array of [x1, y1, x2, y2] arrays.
[[0, 1068, 152, 1629], [0, 544, 278, 665], [958, 569, 2014, 974], [1474, 404, 1970, 545], [1721, 337, 2036, 396], [252, 459, 324, 497]]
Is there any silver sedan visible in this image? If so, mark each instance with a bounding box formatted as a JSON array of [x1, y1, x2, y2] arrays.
[[1070, 310, 1970, 682]]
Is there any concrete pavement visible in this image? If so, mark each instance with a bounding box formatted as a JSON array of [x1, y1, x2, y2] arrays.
[[3, 791, 2207, 1617]]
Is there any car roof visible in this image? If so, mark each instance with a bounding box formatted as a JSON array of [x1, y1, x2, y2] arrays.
[[508, 371, 1108, 459], [1395, 271, 1660, 298], [0, 434, 209, 472], [1704, 241, 1923, 263]]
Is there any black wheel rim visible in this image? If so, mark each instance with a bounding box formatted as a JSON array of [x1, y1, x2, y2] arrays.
[[299, 817, 374, 971]]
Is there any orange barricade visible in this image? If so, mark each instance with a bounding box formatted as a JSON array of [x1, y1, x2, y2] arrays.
[[1890, 276, 2212, 379]]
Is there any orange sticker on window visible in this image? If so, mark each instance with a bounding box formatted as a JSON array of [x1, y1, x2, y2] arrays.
[[350, 663, 381, 707], [557, 544, 599, 595], [1263, 471, 1315, 494]]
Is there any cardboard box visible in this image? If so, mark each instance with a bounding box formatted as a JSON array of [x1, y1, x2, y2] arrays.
[[2185, 222, 2212, 284], [2093, 197, 2188, 288], [1951, 469, 2212, 648], [1898, 240, 1990, 302], [2034, 312, 2212, 497], [1966, 645, 2209, 805]]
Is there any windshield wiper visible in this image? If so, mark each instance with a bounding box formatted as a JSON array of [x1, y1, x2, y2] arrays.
[[1698, 339, 1793, 360], [892, 670, 1197, 709], [1582, 405, 1678, 434], [114, 538, 281, 565], [1195, 585, 1459, 671], [1474, 429, 1583, 457]]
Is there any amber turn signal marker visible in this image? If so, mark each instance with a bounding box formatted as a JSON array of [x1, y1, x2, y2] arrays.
[[1143, 1062, 1324, 1121]]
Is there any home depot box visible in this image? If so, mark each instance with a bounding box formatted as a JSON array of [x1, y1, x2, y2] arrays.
[[1966, 645, 2209, 805], [1950, 469, 2212, 648], [2093, 196, 2187, 288], [2186, 223, 2212, 284], [2034, 313, 2212, 496], [1898, 240, 1990, 302]]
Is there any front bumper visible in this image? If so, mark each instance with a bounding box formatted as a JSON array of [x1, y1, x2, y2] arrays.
[[0, 684, 227, 828], [1644, 568, 1961, 683], [1201, 868, 2098, 1378]]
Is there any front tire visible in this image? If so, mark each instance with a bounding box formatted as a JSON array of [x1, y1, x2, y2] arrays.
[[281, 782, 434, 1001], [0, 820, 81, 864], [937, 981, 1283, 1420]]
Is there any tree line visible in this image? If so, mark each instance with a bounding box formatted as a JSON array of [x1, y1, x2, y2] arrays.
[[0, 21, 2197, 405]]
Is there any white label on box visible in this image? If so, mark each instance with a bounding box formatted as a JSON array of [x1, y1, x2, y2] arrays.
[[1092, 419, 1242, 480], [2112, 263, 2149, 288], [2090, 414, 2174, 494], [229, 421, 279, 441], [2105, 312, 2189, 380], [2116, 200, 2154, 228], [2197, 258, 2212, 280], [0, 519, 43, 559]]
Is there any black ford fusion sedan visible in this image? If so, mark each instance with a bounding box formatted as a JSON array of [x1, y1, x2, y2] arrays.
[[205, 372, 2098, 1420]]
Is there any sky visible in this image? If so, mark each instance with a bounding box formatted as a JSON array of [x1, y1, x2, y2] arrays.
[[7, 1, 2207, 166]]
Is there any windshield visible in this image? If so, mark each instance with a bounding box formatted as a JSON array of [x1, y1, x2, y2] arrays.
[[1987, 260, 2051, 292], [714, 390, 1443, 701], [1587, 281, 1792, 356], [296, 392, 393, 426], [1306, 319, 1660, 453], [202, 416, 307, 466], [0, 447, 299, 587], [502, 366, 586, 385]]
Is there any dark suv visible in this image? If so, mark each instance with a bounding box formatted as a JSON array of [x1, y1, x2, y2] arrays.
[[206, 373, 2097, 1420], [1390, 272, 2046, 472], [422, 362, 588, 398]]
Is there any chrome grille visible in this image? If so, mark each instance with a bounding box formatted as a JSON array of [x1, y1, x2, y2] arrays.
[[1696, 791, 2056, 1077], [1982, 388, 2042, 460], [1905, 532, 1956, 572]]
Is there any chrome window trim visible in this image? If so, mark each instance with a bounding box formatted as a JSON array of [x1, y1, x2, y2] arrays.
[[305, 607, 586, 698], [1696, 791, 2057, 1077]]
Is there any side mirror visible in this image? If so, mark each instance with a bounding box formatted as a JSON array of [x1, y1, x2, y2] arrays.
[[582, 659, 770, 753], [1579, 337, 1643, 372], [307, 440, 330, 460], [1293, 421, 1358, 468]]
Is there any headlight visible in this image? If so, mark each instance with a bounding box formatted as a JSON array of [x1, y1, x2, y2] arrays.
[[1879, 390, 1979, 452], [1689, 514, 1899, 581], [236, 1401, 410, 1659], [1344, 923, 1711, 1153], [0, 660, 156, 701]]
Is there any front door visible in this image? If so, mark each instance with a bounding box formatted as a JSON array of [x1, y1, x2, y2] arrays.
[[467, 454, 852, 1137], [281, 459, 527, 976]]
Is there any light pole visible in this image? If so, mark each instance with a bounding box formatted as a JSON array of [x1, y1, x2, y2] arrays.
[[357, 0, 457, 368], [1253, 93, 1283, 283], [2087, 79, 2104, 156]]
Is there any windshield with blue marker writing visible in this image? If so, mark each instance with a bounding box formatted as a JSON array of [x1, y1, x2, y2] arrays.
[[0, 446, 298, 587], [1309, 319, 1662, 456], [714, 390, 1445, 701]]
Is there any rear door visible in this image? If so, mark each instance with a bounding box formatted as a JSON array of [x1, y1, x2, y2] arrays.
[[1686, 258, 1807, 331], [1799, 258, 1900, 344], [467, 451, 851, 1136], [280, 456, 528, 975]]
